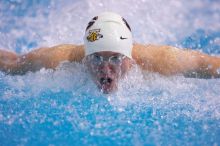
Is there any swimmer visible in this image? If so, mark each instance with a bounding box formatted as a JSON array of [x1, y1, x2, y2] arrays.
[[0, 12, 220, 93]]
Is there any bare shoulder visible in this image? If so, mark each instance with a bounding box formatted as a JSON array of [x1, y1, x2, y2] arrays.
[[132, 43, 184, 74], [45, 44, 85, 62], [132, 43, 177, 62], [132, 43, 177, 53], [25, 44, 85, 62]]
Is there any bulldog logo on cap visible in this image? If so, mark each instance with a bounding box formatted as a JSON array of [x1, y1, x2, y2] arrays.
[[87, 29, 103, 42]]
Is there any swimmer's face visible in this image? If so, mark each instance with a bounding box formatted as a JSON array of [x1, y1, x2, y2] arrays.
[[85, 51, 133, 94]]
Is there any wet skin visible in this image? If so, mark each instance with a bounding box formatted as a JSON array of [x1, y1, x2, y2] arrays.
[[84, 51, 134, 94]]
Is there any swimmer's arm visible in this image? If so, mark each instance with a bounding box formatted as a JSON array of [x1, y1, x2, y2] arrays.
[[0, 44, 85, 75], [132, 43, 220, 78], [0, 49, 20, 74]]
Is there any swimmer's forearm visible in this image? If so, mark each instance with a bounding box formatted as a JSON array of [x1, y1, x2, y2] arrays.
[[172, 48, 220, 78]]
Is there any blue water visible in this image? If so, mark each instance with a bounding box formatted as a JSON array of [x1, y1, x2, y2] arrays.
[[0, 0, 220, 146]]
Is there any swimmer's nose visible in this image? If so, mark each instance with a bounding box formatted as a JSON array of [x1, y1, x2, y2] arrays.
[[99, 62, 113, 74]]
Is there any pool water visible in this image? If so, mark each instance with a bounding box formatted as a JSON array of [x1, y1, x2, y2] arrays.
[[0, 0, 220, 146]]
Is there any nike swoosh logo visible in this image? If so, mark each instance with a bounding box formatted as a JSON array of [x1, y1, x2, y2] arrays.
[[120, 36, 128, 40]]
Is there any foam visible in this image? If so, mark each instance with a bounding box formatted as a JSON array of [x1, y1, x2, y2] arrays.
[[0, 63, 220, 121]]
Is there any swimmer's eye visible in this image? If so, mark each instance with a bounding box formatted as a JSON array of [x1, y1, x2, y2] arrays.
[[91, 54, 102, 65], [109, 55, 126, 65], [109, 56, 121, 64]]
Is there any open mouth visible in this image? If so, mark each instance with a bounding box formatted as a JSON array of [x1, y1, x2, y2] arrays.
[[100, 77, 113, 85], [99, 77, 114, 93]]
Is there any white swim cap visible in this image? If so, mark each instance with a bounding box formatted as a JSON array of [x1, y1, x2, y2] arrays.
[[84, 12, 133, 58]]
